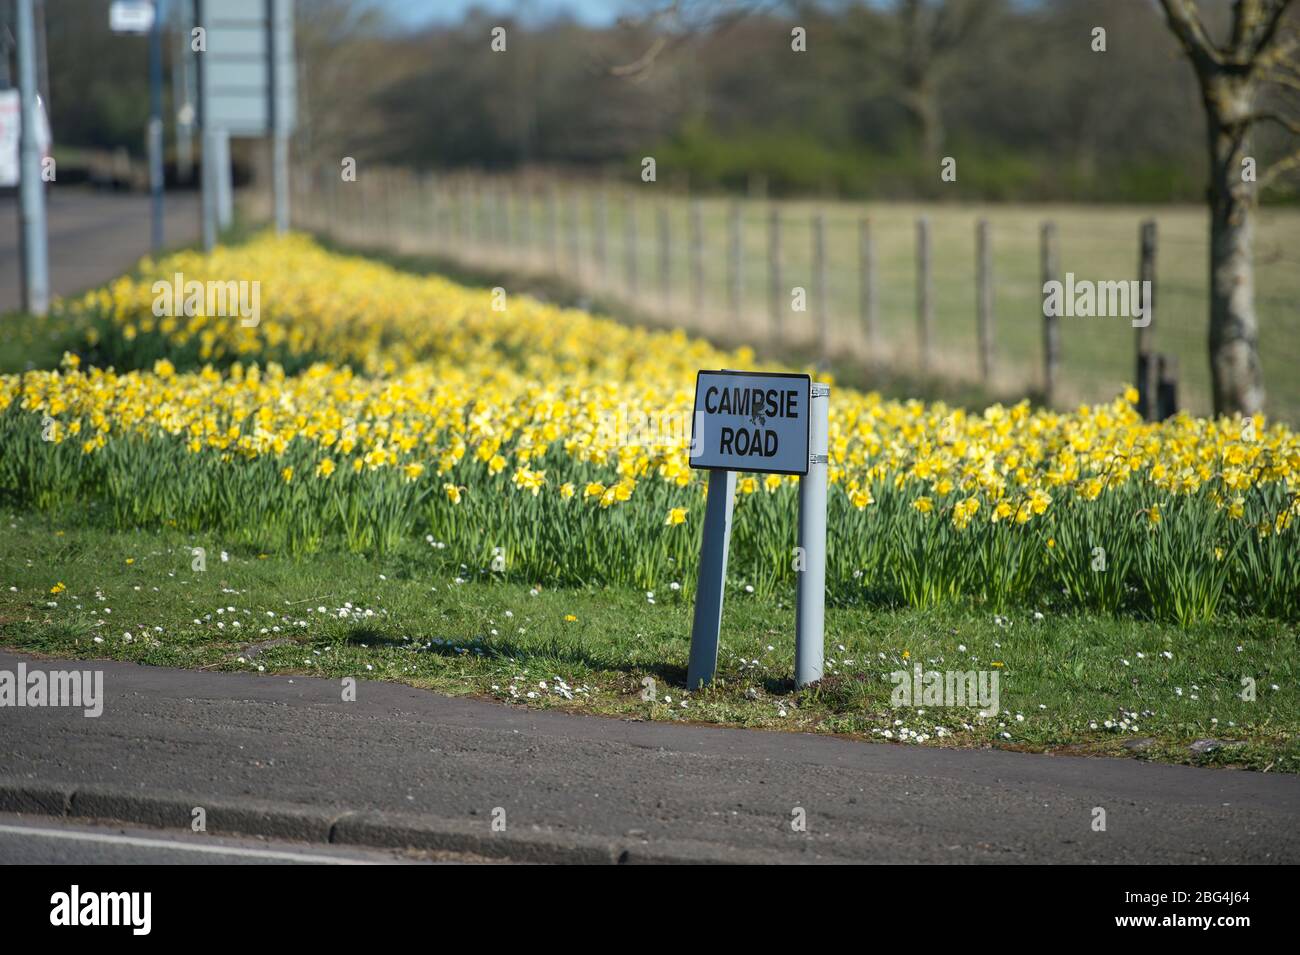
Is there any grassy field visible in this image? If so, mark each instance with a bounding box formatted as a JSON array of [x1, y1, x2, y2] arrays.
[[302, 173, 1300, 421], [2, 508, 1296, 773]]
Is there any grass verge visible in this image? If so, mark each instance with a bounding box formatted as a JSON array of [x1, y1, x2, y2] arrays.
[[2, 507, 1295, 773]]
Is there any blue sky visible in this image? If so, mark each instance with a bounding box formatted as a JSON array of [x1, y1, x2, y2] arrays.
[[377, 0, 624, 28]]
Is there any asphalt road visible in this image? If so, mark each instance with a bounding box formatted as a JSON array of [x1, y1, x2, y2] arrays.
[[1, 651, 1297, 863], [0, 187, 201, 313], [0, 813, 447, 864]]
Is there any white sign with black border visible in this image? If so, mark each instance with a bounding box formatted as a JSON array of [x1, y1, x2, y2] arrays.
[[689, 370, 811, 476], [110, 0, 156, 34]]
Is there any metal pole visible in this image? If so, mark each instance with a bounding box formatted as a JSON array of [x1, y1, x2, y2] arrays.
[[795, 383, 829, 687], [0, 2, 11, 88], [172, 0, 195, 183], [270, 0, 290, 233], [201, 126, 218, 249], [33, 0, 47, 109], [686, 468, 737, 690], [15, 0, 48, 315], [149, 0, 165, 253], [215, 128, 233, 228], [273, 132, 288, 232], [196, 0, 217, 250]]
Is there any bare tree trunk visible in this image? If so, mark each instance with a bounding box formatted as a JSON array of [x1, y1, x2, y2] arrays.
[[1155, 0, 1287, 418], [903, 85, 943, 166], [899, 0, 942, 165], [1206, 78, 1265, 415]]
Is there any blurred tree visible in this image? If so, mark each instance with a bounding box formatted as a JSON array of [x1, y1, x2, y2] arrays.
[[1158, 0, 1300, 415], [295, 0, 415, 167], [27, 0, 1245, 203], [885, 0, 1001, 165]]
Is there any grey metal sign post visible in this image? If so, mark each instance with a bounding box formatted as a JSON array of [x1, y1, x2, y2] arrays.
[[148, 1, 164, 252], [269, 0, 292, 232], [15, 0, 48, 316], [686, 468, 736, 690], [686, 370, 829, 690], [795, 383, 829, 685]]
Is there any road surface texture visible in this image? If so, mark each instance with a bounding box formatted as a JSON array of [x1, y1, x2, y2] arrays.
[[0, 651, 1297, 864], [0, 813, 466, 864], [0, 187, 201, 313]]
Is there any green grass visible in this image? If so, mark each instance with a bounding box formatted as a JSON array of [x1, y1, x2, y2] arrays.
[[0, 309, 82, 376], [307, 178, 1300, 421], [3, 507, 1295, 773]]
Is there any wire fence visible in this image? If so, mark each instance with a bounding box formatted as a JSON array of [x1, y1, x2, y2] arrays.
[[290, 166, 1300, 422]]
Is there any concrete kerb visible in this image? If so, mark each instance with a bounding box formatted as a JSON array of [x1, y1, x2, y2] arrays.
[[0, 778, 773, 864]]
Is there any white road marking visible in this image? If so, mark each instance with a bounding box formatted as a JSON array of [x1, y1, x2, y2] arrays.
[[0, 823, 379, 864]]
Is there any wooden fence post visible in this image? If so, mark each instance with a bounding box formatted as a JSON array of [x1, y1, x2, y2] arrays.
[[690, 199, 704, 318], [470, 176, 483, 254], [1137, 219, 1158, 421], [625, 196, 638, 299], [474, 178, 485, 251], [917, 216, 933, 374], [565, 188, 581, 272], [545, 185, 559, 271], [728, 203, 743, 323], [813, 212, 829, 363], [496, 180, 506, 252], [1158, 354, 1179, 420], [383, 171, 393, 246], [431, 176, 443, 252], [976, 217, 994, 384], [457, 176, 470, 248], [859, 217, 878, 357], [768, 207, 782, 343], [1041, 221, 1060, 407], [658, 203, 671, 311], [594, 192, 608, 285], [517, 183, 531, 261]]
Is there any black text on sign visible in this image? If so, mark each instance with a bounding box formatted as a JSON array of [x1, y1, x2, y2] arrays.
[[689, 371, 812, 476]]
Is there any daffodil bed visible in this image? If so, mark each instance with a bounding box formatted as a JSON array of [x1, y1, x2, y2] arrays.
[[1, 233, 1297, 626]]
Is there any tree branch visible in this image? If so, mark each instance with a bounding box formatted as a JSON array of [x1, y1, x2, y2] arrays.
[[1157, 0, 1225, 71], [1260, 143, 1300, 186], [1244, 0, 1295, 60], [607, 0, 774, 81], [1250, 109, 1300, 133]]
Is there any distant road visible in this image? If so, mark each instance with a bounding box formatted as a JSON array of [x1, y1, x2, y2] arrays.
[[1, 651, 1297, 864], [0, 187, 201, 313]]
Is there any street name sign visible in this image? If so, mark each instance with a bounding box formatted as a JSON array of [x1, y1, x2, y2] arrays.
[[685, 369, 829, 692], [689, 370, 811, 476]]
